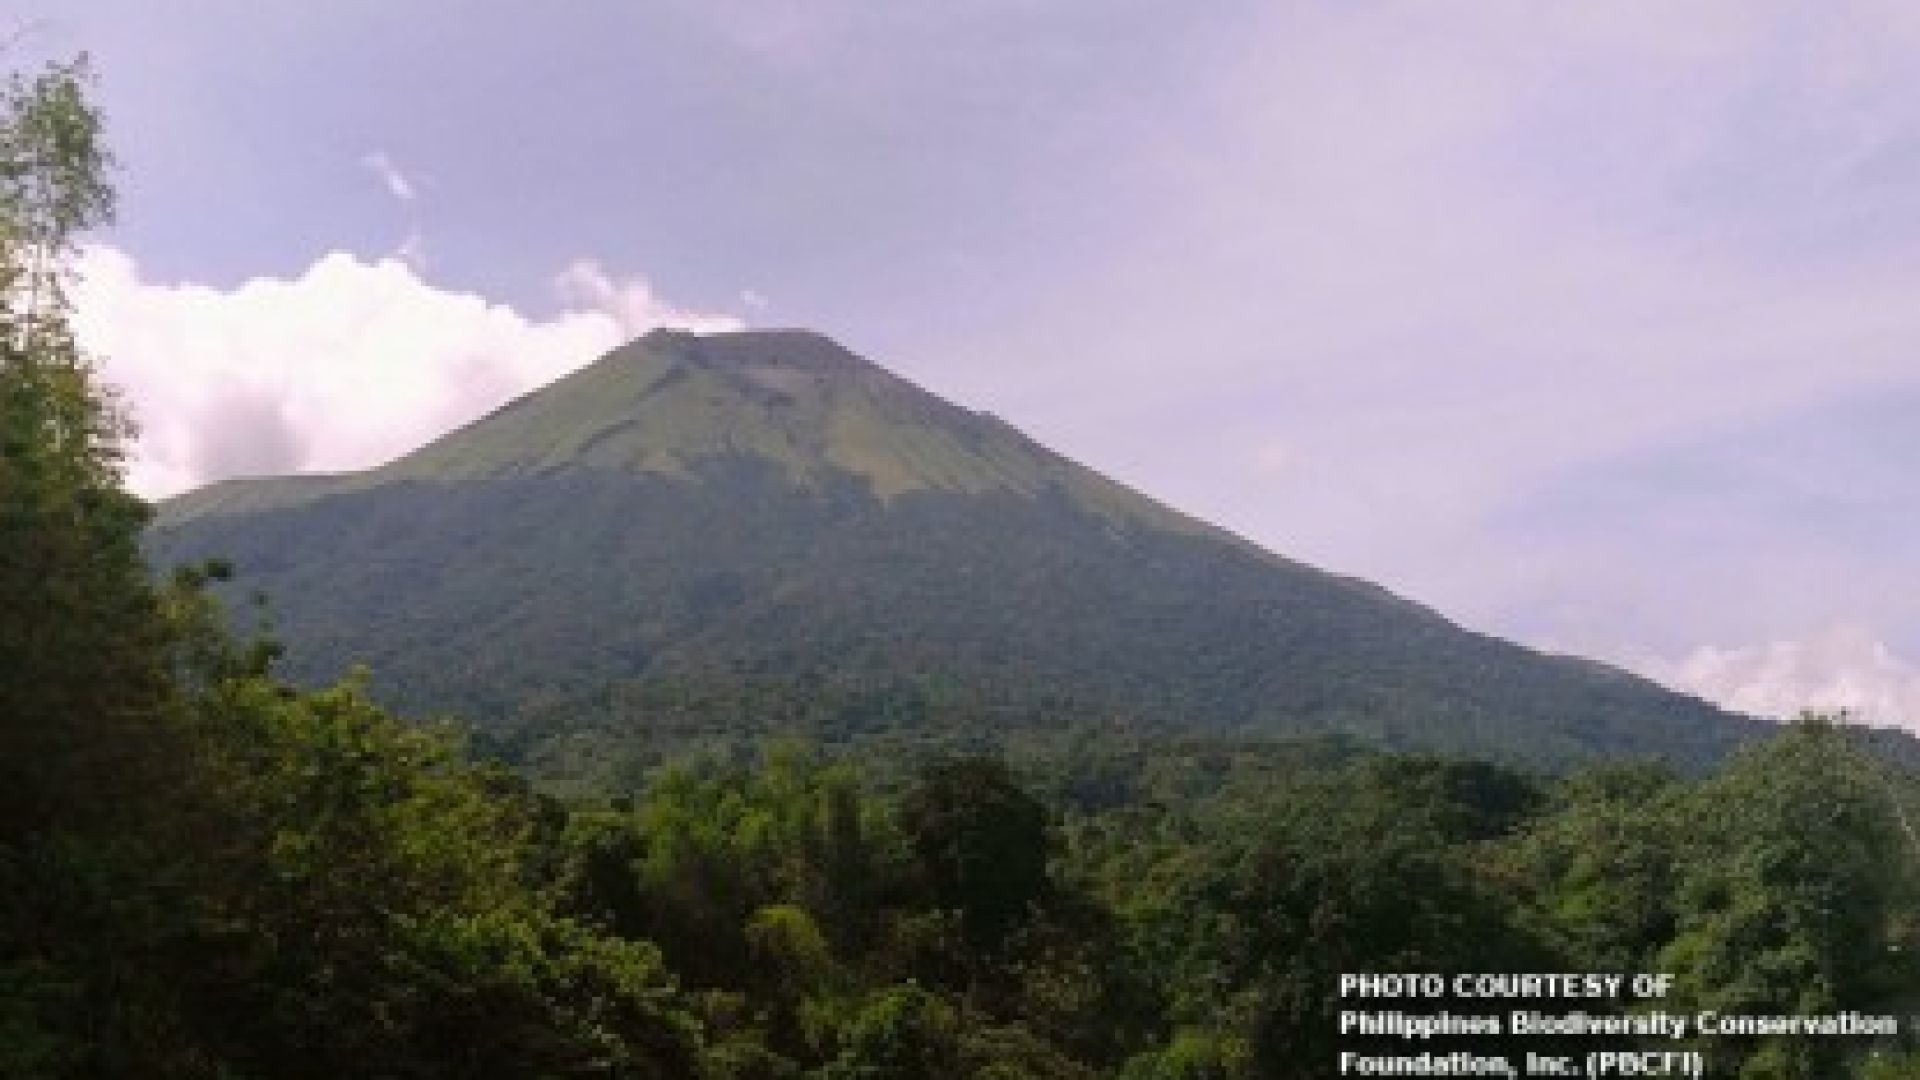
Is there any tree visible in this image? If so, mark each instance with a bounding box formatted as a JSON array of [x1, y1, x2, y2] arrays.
[[1504, 761, 1685, 973], [817, 985, 962, 1080], [899, 757, 1054, 955], [1157, 762, 1562, 1080], [1656, 721, 1908, 1079], [0, 52, 174, 843], [0, 52, 196, 1074]]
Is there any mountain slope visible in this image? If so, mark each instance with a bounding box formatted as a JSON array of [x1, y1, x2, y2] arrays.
[[149, 329, 1757, 769]]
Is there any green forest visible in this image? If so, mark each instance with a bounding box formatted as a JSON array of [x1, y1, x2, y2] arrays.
[[7, 57, 1920, 1080]]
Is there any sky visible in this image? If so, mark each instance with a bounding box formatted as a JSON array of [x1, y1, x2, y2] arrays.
[[14, 1, 1920, 729]]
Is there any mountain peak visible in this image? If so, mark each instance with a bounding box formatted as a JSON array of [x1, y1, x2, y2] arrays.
[[613, 327, 896, 402], [159, 330, 1208, 538], [636, 327, 872, 374]]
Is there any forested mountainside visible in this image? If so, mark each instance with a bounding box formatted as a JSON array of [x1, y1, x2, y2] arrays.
[[151, 329, 1754, 771]]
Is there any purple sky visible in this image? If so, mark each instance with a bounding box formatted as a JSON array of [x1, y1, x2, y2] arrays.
[[19, 1, 1920, 726]]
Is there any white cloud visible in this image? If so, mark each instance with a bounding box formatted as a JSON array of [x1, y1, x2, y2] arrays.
[[393, 229, 426, 268], [359, 152, 427, 267], [1641, 625, 1920, 732], [360, 151, 418, 203], [73, 246, 744, 499], [553, 259, 743, 339]]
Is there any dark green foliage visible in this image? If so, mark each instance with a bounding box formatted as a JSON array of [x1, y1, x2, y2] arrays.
[[900, 757, 1054, 953], [1655, 721, 1915, 1078], [523, 728, 1920, 1079], [1502, 760, 1688, 973], [160, 675, 707, 1078], [1139, 760, 1554, 1077], [817, 985, 962, 1079], [0, 54, 173, 847]]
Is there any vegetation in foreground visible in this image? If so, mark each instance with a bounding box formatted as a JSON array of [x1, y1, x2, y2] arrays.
[[6, 55, 1920, 1079]]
